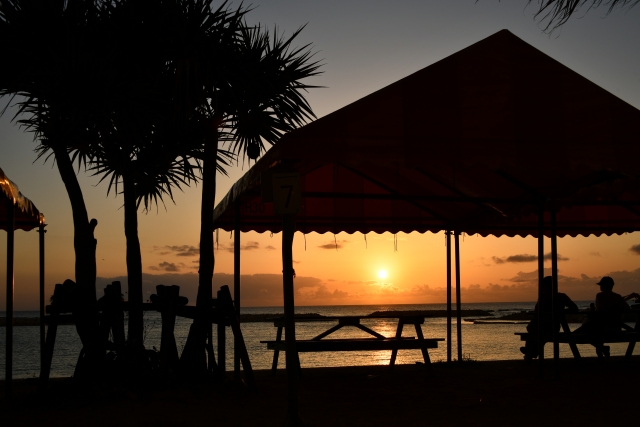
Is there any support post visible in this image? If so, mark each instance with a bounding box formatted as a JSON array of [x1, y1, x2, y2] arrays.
[[446, 230, 452, 363], [537, 204, 544, 376], [5, 199, 15, 397], [454, 230, 462, 362], [282, 213, 301, 424], [550, 207, 560, 375], [156, 285, 180, 371], [40, 284, 62, 389], [38, 223, 46, 375], [234, 201, 241, 380], [217, 289, 226, 375]]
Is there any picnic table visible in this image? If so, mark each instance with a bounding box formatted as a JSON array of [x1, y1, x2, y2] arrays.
[[515, 304, 640, 360], [261, 315, 444, 374]]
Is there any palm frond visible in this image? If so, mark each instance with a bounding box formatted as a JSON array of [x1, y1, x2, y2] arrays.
[[527, 0, 639, 31]]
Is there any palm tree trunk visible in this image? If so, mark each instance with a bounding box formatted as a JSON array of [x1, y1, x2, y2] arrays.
[[51, 146, 101, 377], [122, 169, 144, 348], [52, 146, 98, 301], [180, 133, 217, 375]]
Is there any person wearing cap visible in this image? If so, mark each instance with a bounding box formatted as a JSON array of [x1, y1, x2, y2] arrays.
[[573, 276, 632, 359], [521, 276, 578, 361]]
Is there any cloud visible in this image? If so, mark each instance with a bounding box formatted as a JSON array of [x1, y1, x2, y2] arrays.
[[498, 267, 640, 301], [492, 254, 536, 264], [318, 239, 349, 250], [156, 245, 199, 257], [265, 245, 276, 251], [629, 244, 640, 255], [217, 241, 265, 253], [95, 272, 355, 307], [589, 252, 602, 257], [347, 280, 377, 285], [492, 252, 569, 264], [149, 262, 181, 272], [298, 284, 349, 299], [95, 267, 640, 306]]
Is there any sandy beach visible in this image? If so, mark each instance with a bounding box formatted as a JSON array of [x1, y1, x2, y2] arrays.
[[3, 355, 640, 427]]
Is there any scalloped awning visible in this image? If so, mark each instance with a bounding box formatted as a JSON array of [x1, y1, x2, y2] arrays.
[[213, 30, 640, 238], [1, 167, 44, 231]]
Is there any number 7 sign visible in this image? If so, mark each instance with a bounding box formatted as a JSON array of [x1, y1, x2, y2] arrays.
[[272, 173, 301, 214]]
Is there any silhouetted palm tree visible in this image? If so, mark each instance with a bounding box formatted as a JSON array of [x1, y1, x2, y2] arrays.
[[177, 21, 322, 374], [527, 0, 639, 30], [69, 0, 240, 348], [0, 0, 114, 375]]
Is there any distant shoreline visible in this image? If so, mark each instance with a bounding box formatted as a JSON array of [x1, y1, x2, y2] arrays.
[[0, 309, 496, 326]]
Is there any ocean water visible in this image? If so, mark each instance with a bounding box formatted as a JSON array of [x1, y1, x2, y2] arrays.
[[1, 301, 638, 379]]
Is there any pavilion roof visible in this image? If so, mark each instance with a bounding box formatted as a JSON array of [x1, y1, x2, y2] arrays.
[[213, 30, 640, 238], [0, 167, 44, 231]]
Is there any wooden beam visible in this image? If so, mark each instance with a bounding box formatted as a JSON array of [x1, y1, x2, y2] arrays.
[[537, 204, 544, 376], [282, 213, 301, 424], [234, 200, 241, 380], [550, 207, 560, 376], [5, 198, 15, 397], [266, 338, 442, 352], [446, 230, 452, 363], [455, 231, 463, 363], [38, 223, 46, 377]]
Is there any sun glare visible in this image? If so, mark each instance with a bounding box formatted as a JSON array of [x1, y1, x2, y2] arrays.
[[378, 270, 388, 279]]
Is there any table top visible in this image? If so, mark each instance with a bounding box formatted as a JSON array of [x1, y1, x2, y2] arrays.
[[267, 314, 425, 322]]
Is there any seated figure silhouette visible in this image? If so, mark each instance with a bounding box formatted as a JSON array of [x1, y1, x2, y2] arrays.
[[573, 276, 633, 359], [521, 276, 578, 361]]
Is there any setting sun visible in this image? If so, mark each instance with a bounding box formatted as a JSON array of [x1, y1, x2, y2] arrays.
[[378, 270, 388, 279]]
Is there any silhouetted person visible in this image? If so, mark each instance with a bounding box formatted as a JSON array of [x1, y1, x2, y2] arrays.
[[521, 276, 578, 360], [573, 276, 632, 359]]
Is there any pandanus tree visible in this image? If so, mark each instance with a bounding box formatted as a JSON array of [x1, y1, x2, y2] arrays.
[[89, 106, 234, 349], [177, 21, 322, 373], [2, 0, 320, 378], [0, 0, 113, 375], [61, 0, 239, 349]]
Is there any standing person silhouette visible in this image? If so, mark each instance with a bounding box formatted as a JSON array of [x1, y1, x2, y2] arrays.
[[573, 276, 633, 359], [521, 276, 578, 361]]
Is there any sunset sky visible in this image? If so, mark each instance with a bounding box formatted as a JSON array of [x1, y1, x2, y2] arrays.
[[2, 1, 640, 310]]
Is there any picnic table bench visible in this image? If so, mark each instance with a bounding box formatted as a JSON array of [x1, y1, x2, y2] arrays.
[[515, 305, 640, 360], [261, 315, 444, 373]]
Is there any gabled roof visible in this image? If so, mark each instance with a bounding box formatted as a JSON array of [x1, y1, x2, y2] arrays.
[[213, 30, 640, 237], [0, 167, 44, 231]]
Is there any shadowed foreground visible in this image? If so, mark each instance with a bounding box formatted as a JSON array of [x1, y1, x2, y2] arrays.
[[3, 356, 640, 426]]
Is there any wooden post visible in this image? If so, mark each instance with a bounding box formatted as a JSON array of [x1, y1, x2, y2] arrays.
[[537, 204, 544, 376], [272, 324, 283, 374], [550, 207, 560, 375], [40, 283, 63, 389], [155, 285, 180, 371], [234, 201, 241, 380], [38, 223, 46, 374], [98, 285, 111, 345], [110, 281, 126, 351], [5, 198, 15, 397], [454, 231, 463, 362], [217, 288, 226, 375], [218, 285, 255, 389], [389, 320, 404, 367], [282, 213, 301, 424], [446, 230, 452, 363]]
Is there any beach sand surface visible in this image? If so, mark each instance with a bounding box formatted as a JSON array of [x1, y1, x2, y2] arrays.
[[2, 356, 639, 426]]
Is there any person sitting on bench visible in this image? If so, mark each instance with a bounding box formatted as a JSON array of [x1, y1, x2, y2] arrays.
[[573, 276, 633, 359], [520, 276, 579, 361]]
